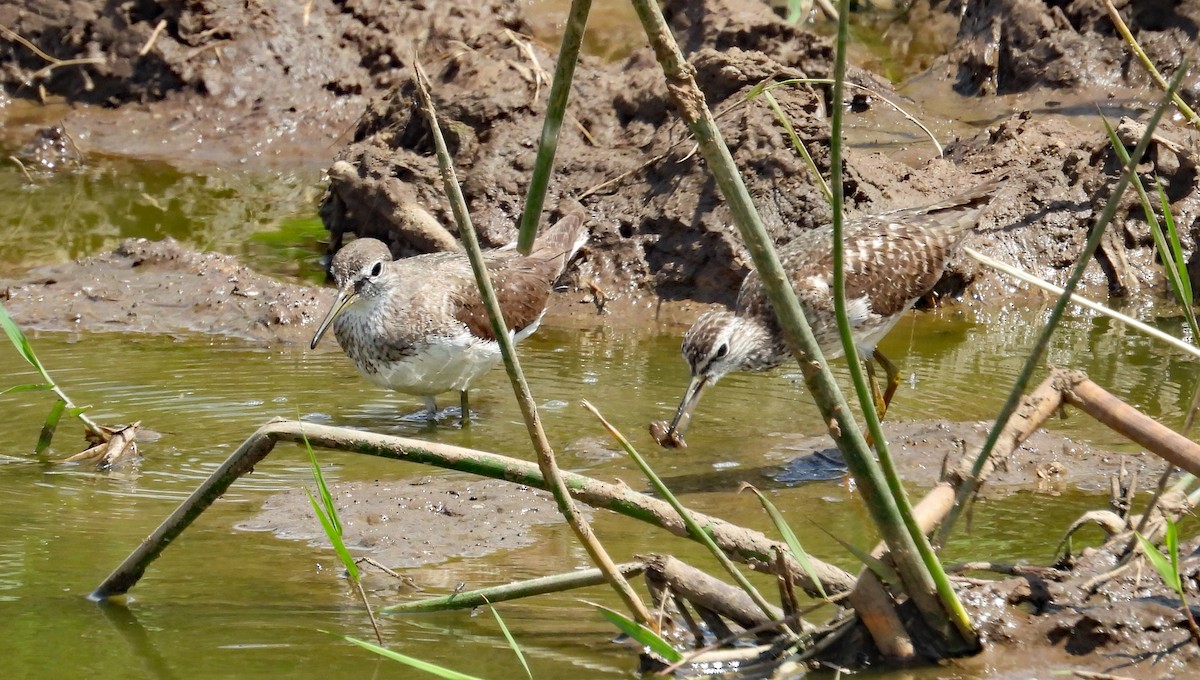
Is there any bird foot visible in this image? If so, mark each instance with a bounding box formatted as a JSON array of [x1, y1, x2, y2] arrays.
[[399, 406, 464, 424]]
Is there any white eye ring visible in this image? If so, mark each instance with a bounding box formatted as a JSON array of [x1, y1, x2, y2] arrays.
[[715, 344, 728, 359]]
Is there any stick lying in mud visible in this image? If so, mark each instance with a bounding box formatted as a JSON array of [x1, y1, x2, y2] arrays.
[[90, 419, 856, 600]]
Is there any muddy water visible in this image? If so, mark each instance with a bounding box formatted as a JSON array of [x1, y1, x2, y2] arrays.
[[0, 297, 1194, 678]]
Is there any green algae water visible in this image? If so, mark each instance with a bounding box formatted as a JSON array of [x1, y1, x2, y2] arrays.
[[1, 312, 1194, 679]]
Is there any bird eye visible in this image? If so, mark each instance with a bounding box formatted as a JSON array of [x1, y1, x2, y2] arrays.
[[715, 343, 728, 359], [370, 261, 382, 277]]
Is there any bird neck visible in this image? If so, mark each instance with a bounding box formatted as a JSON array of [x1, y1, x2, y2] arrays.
[[732, 315, 788, 372]]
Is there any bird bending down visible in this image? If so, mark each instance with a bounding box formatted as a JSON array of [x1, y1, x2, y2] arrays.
[[310, 213, 588, 425], [655, 180, 1002, 448]]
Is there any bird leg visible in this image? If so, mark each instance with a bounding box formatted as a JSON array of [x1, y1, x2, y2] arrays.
[[459, 390, 471, 427], [423, 395, 439, 421], [859, 350, 903, 452], [872, 349, 902, 419]]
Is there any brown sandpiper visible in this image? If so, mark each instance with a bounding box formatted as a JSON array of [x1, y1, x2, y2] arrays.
[[310, 213, 588, 425], [655, 180, 1003, 448]]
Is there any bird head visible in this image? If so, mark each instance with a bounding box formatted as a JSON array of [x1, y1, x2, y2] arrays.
[[310, 238, 395, 350], [663, 310, 764, 446]]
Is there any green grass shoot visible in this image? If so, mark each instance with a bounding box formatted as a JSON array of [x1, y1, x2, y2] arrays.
[[301, 427, 383, 643], [584, 601, 684, 664], [742, 484, 828, 601], [334, 632, 486, 680], [301, 430, 357, 582], [1, 301, 101, 453], [483, 597, 532, 680], [1134, 519, 1200, 644], [1136, 520, 1182, 595]]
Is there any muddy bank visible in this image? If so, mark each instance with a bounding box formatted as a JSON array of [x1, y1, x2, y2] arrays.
[[951, 535, 1200, 678], [237, 476, 568, 577], [764, 418, 1166, 494], [0, 236, 683, 343], [4, 0, 1200, 305], [0, 238, 331, 344]]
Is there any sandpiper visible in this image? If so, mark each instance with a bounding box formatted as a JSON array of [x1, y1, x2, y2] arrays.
[[310, 213, 588, 425], [654, 180, 1002, 448]]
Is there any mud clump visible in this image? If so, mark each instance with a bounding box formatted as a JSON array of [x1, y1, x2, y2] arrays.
[[0, 238, 332, 345]]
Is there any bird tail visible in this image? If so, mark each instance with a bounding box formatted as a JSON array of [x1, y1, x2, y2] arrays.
[[885, 175, 1007, 233], [532, 213, 589, 277]]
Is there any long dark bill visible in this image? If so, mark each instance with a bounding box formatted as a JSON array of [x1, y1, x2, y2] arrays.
[[666, 374, 709, 441], [309, 288, 356, 350]]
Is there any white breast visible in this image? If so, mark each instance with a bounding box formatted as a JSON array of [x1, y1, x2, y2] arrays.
[[359, 332, 502, 396]]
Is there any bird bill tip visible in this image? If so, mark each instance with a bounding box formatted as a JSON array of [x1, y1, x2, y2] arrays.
[[654, 375, 708, 449], [309, 289, 354, 350]]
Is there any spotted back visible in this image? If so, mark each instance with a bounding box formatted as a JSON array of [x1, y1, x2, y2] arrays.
[[737, 180, 999, 331]]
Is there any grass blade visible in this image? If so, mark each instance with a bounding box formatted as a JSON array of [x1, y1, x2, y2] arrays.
[[818, 525, 900, 585], [303, 431, 342, 536], [335, 633, 485, 680], [35, 399, 66, 455], [586, 601, 684, 663], [1157, 181, 1195, 307], [743, 484, 828, 600], [1167, 518, 1180, 581], [485, 600, 532, 680], [1135, 529, 1182, 593], [1, 383, 48, 395], [0, 302, 40, 369], [582, 401, 781, 623], [305, 488, 360, 583]]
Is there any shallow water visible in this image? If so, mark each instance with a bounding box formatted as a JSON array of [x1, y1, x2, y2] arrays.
[[0, 297, 1195, 678]]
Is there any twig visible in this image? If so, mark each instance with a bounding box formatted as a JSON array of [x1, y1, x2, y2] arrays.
[[9, 156, 35, 183], [138, 20, 167, 56], [964, 247, 1200, 360], [762, 78, 943, 158], [354, 580, 384, 644], [0, 23, 106, 78], [384, 563, 645, 613]]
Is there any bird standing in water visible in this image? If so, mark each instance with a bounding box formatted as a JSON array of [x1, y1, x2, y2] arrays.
[[310, 213, 588, 425], [655, 181, 1002, 448]]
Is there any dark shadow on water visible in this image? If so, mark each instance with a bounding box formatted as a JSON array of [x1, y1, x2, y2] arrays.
[[97, 599, 180, 680], [654, 447, 848, 495]]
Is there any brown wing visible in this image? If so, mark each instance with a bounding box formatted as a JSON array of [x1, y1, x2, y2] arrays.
[[736, 216, 972, 321], [451, 255, 556, 342]]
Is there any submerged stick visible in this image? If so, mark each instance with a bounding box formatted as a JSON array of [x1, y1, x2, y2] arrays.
[[92, 420, 855, 600], [383, 563, 645, 614], [1062, 372, 1200, 477]]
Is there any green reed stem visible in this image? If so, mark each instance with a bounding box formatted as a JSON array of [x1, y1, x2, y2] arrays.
[[1103, 0, 1199, 127], [412, 58, 652, 625], [517, 0, 591, 253], [384, 563, 645, 613], [825, 0, 974, 647], [939, 60, 1192, 545], [628, 0, 968, 649]]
